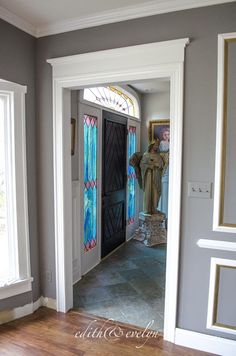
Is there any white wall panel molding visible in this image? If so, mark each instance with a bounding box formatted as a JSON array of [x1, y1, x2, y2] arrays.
[[175, 328, 236, 356], [207, 257, 236, 336], [213, 32, 236, 233], [197, 239, 236, 252]]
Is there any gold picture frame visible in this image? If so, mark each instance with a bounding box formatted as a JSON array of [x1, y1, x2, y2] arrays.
[[148, 119, 170, 144], [71, 118, 76, 155]]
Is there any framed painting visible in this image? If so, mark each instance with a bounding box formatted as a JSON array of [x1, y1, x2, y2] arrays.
[[148, 119, 170, 150]]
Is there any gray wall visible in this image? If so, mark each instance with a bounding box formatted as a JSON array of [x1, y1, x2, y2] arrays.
[[36, 2, 236, 340], [0, 19, 40, 309], [140, 90, 170, 152]]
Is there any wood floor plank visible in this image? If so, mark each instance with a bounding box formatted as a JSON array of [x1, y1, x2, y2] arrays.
[[0, 307, 213, 355]]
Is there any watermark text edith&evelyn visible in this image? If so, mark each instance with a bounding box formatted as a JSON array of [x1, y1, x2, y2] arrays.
[[75, 318, 159, 348]]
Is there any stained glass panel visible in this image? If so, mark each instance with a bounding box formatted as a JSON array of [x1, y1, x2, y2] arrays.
[[84, 86, 136, 117], [127, 126, 136, 225], [84, 114, 97, 252]]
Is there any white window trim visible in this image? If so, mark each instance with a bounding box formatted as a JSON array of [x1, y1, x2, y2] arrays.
[[0, 79, 32, 300], [0, 278, 33, 300]]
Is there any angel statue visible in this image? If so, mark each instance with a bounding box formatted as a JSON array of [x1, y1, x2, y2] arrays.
[[129, 140, 164, 215]]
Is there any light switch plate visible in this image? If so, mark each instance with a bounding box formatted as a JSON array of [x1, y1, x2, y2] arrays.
[[188, 182, 212, 199]]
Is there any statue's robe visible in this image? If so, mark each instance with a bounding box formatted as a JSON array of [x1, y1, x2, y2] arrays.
[[140, 152, 163, 215]]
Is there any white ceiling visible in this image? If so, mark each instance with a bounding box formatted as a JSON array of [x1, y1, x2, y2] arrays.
[[0, 0, 148, 26], [0, 0, 234, 37], [130, 79, 170, 94]]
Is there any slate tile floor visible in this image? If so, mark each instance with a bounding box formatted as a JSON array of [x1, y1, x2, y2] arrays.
[[73, 239, 166, 331]]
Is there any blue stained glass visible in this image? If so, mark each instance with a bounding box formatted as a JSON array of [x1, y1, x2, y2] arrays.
[[84, 115, 97, 251], [127, 126, 136, 225]]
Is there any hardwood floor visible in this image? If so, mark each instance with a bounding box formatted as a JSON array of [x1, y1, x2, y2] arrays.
[[0, 307, 212, 355]]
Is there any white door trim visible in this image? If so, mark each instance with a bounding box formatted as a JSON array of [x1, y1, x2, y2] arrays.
[[47, 38, 189, 343]]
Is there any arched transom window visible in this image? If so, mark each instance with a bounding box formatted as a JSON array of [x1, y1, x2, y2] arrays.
[[83, 86, 139, 118]]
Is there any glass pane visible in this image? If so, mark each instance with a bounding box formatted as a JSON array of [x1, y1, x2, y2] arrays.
[[0, 97, 9, 284], [127, 126, 136, 225], [84, 86, 135, 117], [84, 114, 97, 252]]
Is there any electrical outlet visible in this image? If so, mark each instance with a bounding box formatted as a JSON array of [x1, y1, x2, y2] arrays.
[[188, 182, 212, 199], [45, 270, 52, 283]]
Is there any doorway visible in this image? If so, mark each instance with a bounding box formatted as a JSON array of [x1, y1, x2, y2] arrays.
[[73, 79, 170, 331], [48, 37, 189, 343]]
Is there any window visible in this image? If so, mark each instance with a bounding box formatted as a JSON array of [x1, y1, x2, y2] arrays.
[[83, 86, 139, 118], [0, 80, 32, 299], [127, 126, 136, 225], [83, 114, 98, 252]]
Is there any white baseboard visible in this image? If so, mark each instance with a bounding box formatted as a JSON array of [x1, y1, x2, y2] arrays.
[[0, 302, 33, 325], [175, 328, 236, 356], [40, 296, 57, 310], [0, 296, 57, 325]]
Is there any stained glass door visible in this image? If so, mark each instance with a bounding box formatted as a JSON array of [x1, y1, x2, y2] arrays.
[[126, 120, 140, 239], [127, 126, 136, 225], [79, 104, 101, 275]]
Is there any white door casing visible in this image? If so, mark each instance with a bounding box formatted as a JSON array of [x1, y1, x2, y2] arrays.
[[72, 181, 80, 284], [47, 38, 189, 343]]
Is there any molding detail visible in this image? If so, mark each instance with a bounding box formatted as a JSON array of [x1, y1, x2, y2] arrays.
[[213, 32, 236, 233], [175, 328, 236, 355], [36, 0, 236, 37], [0, 1, 235, 37], [207, 258, 236, 336], [197, 239, 236, 252], [0, 5, 36, 37]]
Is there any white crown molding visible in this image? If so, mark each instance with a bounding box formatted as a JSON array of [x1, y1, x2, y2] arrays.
[[0, 0, 235, 38], [0, 5, 36, 37], [37, 0, 236, 37], [47, 38, 190, 68], [197, 239, 236, 252]]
